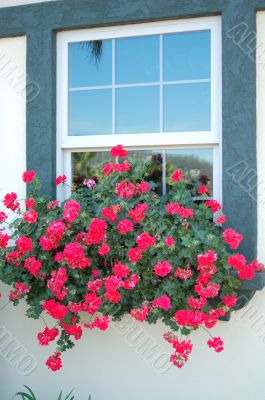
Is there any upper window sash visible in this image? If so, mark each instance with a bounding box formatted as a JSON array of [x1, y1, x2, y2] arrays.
[[57, 16, 222, 150]]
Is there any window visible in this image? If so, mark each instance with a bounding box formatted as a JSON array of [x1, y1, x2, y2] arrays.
[[57, 17, 222, 200]]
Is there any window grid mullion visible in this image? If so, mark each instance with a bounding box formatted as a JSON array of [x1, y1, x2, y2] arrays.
[[162, 150, 167, 195], [159, 34, 163, 135], [112, 39, 116, 135]]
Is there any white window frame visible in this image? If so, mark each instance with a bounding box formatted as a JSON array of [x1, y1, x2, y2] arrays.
[[57, 16, 222, 202]]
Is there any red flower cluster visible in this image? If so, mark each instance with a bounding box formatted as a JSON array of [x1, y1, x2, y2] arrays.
[[47, 200, 59, 210], [9, 282, 29, 301], [85, 218, 107, 245], [22, 170, 36, 183], [3, 192, 20, 211], [42, 299, 68, 320], [24, 257, 42, 277], [40, 220, 66, 251], [0, 232, 10, 249], [87, 278, 103, 292], [61, 320, 82, 340], [152, 294, 171, 310], [171, 169, 186, 183], [228, 253, 256, 280], [110, 144, 128, 158], [89, 316, 110, 330], [154, 261, 172, 277], [0, 211, 7, 223], [98, 242, 110, 256], [55, 175, 67, 186], [63, 200, 80, 222], [25, 197, 36, 209], [216, 213, 226, 225], [63, 242, 91, 269], [103, 160, 130, 176], [37, 327, 59, 346], [198, 185, 208, 195], [102, 205, 121, 222], [222, 228, 243, 249], [116, 180, 150, 198], [117, 219, 134, 235], [165, 236, 175, 247], [128, 247, 142, 263], [175, 265, 192, 280], [16, 236, 33, 254], [130, 302, 149, 321], [47, 268, 68, 300], [83, 292, 102, 314], [164, 332, 193, 368], [222, 294, 237, 308], [205, 200, 221, 213], [136, 232, 156, 251], [23, 209, 38, 224], [113, 262, 130, 278], [188, 296, 207, 309], [166, 202, 194, 219], [207, 336, 224, 352], [195, 282, 220, 298], [46, 351, 62, 371], [197, 250, 217, 267], [128, 203, 148, 223]]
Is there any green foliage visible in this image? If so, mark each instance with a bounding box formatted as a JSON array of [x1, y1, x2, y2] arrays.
[[14, 386, 91, 400], [0, 147, 247, 370]]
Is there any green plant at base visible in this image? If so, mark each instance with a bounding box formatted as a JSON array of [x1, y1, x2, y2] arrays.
[[14, 385, 91, 400]]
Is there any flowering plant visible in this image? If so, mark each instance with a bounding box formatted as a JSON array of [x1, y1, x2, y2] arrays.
[[0, 145, 263, 371]]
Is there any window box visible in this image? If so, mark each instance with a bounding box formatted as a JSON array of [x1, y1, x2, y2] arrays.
[[220, 270, 265, 321]]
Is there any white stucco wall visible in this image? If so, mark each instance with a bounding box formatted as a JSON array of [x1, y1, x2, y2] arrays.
[[0, 0, 56, 7], [1, 27, 265, 399]]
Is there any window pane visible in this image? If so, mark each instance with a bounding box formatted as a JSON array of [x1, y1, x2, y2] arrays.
[[128, 150, 163, 195], [163, 30, 211, 81], [166, 148, 213, 196], [71, 148, 213, 196], [163, 83, 211, 132], [68, 90, 112, 135], [69, 40, 112, 88], [116, 36, 159, 84], [72, 151, 110, 187], [116, 86, 159, 133]]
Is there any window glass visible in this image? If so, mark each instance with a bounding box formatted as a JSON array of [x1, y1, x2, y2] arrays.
[[68, 30, 212, 136], [116, 35, 159, 84], [71, 148, 213, 196], [163, 83, 211, 132], [165, 148, 213, 195], [72, 151, 110, 187], [69, 40, 112, 88], [68, 90, 112, 136], [116, 86, 160, 133], [163, 30, 211, 81]]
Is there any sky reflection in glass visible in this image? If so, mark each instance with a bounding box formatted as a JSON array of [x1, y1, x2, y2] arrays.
[[116, 86, 159, 133], [68, 30, 211, 135], [164, 83, 211, 132], [116, 35, 159, 84], [163, 30, 211, 81], [69, 90, 112, 135], [69, 40, 112, 87]]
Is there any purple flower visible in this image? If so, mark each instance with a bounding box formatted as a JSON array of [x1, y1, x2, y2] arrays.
[[83, 179, 96, 188]]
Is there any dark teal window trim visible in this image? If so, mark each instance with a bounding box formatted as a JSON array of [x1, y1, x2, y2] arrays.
[[0, 0, 264, 260]]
